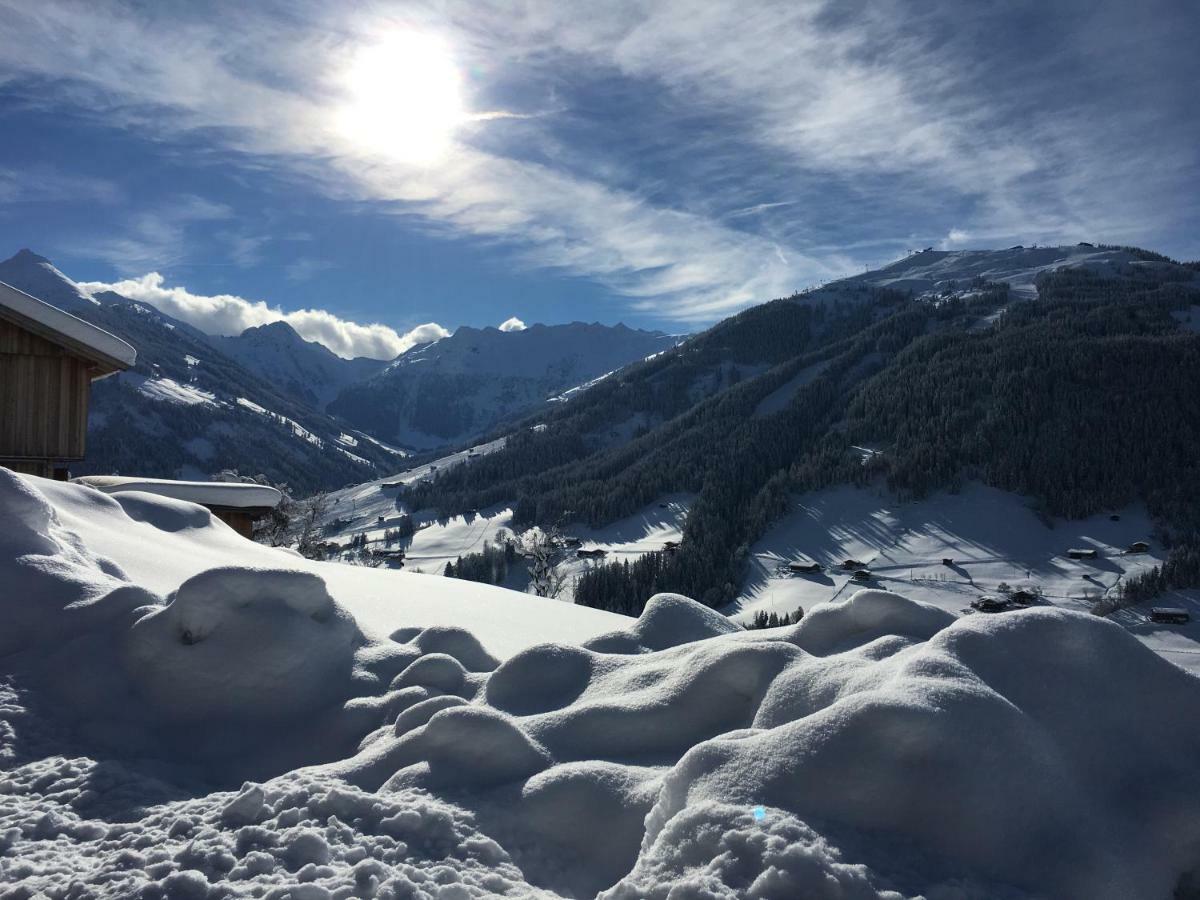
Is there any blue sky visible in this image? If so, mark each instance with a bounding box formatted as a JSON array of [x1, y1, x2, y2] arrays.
[[0, 0, 1197, 358]]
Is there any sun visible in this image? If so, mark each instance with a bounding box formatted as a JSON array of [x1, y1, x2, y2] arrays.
[[335, 30, 465, 164]]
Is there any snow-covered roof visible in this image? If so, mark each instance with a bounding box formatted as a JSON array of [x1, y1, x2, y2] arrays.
[[0, 279, 136, 376], [72, 475, 282, 510]]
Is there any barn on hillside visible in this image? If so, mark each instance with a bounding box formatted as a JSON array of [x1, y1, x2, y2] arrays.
[[0, 280, 135, 478]]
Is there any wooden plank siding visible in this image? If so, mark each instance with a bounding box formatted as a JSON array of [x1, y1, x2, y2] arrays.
[[0, 317, 94, 462]]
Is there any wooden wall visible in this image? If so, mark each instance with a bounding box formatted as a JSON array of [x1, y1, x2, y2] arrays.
[[0, 318, 93, 462]]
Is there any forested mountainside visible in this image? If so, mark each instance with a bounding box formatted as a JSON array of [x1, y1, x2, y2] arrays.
[[328, 322, 678, 449], [0, 250, 399, 492], [408, 246, 1200, 611]]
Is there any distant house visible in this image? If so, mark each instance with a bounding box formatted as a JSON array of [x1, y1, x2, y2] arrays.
[[1126, 541, 1150, 554], [1009, 589, 1037, 605], [787, 560, 821, 574], [370, 548, 406, 566], [561, 536, 582, 548], [1150, 607, 1190, 625], [663, 540, 680, 553], [971, 596, 1009, 613], [852, 569, 872, 581], [1067, 548, 1098, 560], [0, 280, 135, 478], [576, 548, 608, 560], [841, 559, 866, 569], [73, 476, 282, 539], [941, 557, 955, 567]]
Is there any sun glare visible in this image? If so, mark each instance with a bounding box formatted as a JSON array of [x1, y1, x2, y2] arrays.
[[336, 30, 465, 164]]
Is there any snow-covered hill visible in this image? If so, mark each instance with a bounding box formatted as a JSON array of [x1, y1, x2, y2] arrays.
[[0, 250, 400, 491], [212, 320, 386, 408], [835, 242, 1200, 303], [6, 468, 1200, 898], [329, 322, 680, 449]]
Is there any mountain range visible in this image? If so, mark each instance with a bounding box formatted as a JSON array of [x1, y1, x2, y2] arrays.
[[0, 249, 679, 492], [405, 243, 1200, 611], [329, 322, 678, 448]]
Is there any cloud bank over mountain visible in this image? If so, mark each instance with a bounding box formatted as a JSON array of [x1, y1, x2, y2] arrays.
[[78, 272, 447, 360]]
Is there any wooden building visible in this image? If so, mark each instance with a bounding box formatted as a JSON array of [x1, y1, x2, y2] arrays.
[[72, 476, 282, 540], [0, 280, 135, 478]]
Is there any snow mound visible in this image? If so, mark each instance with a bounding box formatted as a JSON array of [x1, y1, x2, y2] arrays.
[[0, 468, 149, 657], [75, 475, 283, 510], [124, 567, 363, 722], [8, 469, 1200, 898], [0, 758, 538, 899], [603, 801, 912, 900], [793, 588, 956, 655], [583, 592, 741, 653]]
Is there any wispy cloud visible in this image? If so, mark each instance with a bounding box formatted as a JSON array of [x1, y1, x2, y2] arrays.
[[0, 166, 120, 205], [68, 195, 231, 274], [76, 272, 448, 359], [284, 258, 333, 282], [1, 0, 1196, 320]]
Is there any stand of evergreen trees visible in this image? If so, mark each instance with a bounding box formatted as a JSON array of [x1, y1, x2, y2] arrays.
[[745, 607, 805, 629], [444, 539, 518, 586], [411, 259, 1200, 616], [1115, 541, 1200, 607]]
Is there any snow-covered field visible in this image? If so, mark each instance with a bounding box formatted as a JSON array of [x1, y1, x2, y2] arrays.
[[727, 483, 1200, 672], [316, 446, 688, 599], [6, 467, 1200, 898]]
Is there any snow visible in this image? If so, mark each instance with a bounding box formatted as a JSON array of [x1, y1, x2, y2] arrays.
[[6, 466, 1200, 898], [132, 373, 219, 407], [547, 368, 618, 403], [72, 475, 283, 510], [34, 471, 620, 657], [0, 278, 136, 369], [726, 482, 1200, 668], [848, 244, 1154, 300], [752, 359, 832, 417], [319, 437, 508, 540], [236, 397, 325, 447]]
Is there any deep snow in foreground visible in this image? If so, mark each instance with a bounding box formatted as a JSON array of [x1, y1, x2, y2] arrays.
[[4, 470, 1200, 898]]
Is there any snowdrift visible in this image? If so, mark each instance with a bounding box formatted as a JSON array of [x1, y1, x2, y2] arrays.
[[4, 468, 1200, 899]]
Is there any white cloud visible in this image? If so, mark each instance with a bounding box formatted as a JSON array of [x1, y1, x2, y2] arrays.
[[70, 196, 232, 273], [0, 167, 120, 204], [497, 316, 526, 331], [1, 1, 1195, 320], [76, 272, 447, 360], [941, 228, 972, 248]]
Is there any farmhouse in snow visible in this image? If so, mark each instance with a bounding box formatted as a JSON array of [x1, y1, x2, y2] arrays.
[[0, 280, 135, 479], [73, 476, 282, 539], [1067, 548, 1098, 560]]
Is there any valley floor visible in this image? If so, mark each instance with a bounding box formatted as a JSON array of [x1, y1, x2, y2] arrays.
[[726, 482, 1200, 674]]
